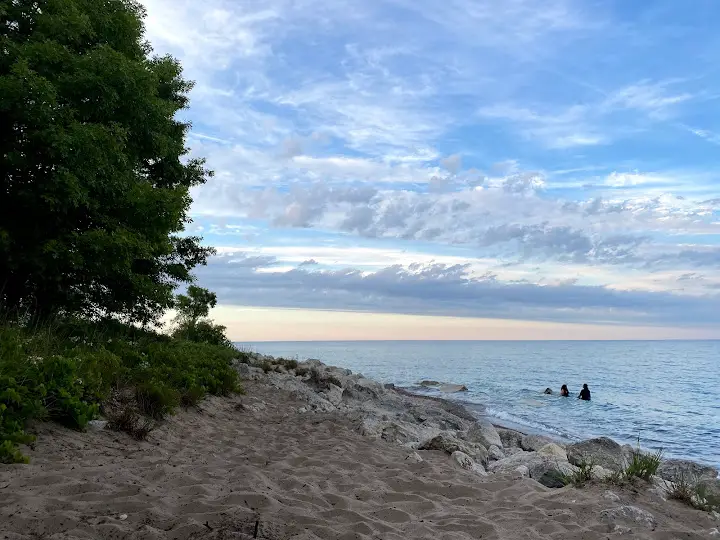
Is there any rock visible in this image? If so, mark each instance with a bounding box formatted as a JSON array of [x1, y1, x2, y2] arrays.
[[591, 466, 614, 482], [709, 528, 720, 537], [419, 434, 475, 458], [419, 380, 440, 387], [712, 511, 720, 522], [87, 420, 108, 432], [466, 419, 503, 449], [657, 459, 719, 484], [488, 445, 505, 461], [451, 451, 487, 476], [405, 452, 423, 463], [468, 443, 489, 466], [236, 363, 265, 380], [298, 407, 308, 414], [520, 434, 558, 452], [603, 490, 621, 503], [438, 384, 468, 393], [514, 465, 530, 477], [322, 383, 343, 406], [537, 443, 567, 461], [567, 437, 626, 471], [118, 514, 128, 521], [489, 450, 577, 488], [600, 505, 656, 532], [498, 428, 523, 449]]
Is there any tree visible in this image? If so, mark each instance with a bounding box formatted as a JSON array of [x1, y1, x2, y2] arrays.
[[0, 0, 214, 323], [173, 286, 231, 347]]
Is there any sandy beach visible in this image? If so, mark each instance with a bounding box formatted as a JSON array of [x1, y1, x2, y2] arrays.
[[1, 359, 719, 539]]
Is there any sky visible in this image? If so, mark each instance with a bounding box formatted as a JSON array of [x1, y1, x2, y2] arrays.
[[141, 0, 720, 341]]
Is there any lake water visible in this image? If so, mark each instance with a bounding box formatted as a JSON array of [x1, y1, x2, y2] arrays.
[[240, 340, 720, 469]]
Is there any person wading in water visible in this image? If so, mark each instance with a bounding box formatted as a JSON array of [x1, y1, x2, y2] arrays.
[[578, 384, 591, 401]]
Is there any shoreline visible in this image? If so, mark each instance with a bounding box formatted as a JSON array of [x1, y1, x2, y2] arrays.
[[1, 353, 719, 538]]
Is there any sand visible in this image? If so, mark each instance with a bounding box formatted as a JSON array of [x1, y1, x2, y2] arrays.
[[1, 380, 718, 539]]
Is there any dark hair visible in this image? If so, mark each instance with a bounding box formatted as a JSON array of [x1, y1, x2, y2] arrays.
[[583, 383, 588, 389], [561, 384, 568, 391]]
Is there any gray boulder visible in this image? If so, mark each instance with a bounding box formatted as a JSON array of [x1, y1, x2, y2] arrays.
[[419, 434, 476, 458], [567, 437, 626, 471], [498, 428, 523, 449], [451, 451, 487, 476], [438, 384, 468, 393], [488, 445, 505, 461], [466, 419, 503, 449], [520, 434, 558, 452], [489, 450, 577, 488], [657, 459, 719, 484], [599, 505, 656, 532]]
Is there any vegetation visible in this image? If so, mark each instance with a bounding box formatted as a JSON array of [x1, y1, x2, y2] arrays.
[[0, 2, 243, 463], [623, 444, 663, 481], [666, 473, 720, 513], [560, 456, 596, 487], [0, 0, 214, 324]]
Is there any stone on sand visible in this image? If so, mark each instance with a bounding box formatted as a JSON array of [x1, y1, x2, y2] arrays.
[[567, 437, 626, 471], [466, 419, 503, 449], [599, 505, 656, 532]]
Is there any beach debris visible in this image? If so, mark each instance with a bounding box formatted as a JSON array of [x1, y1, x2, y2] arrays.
[[600, 505, 656, 531], [567, 437, 626, 471], [466, 419, 503, 449]]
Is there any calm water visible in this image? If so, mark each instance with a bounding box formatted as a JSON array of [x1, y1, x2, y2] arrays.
[[241, 341, 720, 469]]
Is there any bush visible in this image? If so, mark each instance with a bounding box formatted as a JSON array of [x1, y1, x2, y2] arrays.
[[0, 315, 243, 462], [666, 473, 720, 513], [624, 447, 663, 481]]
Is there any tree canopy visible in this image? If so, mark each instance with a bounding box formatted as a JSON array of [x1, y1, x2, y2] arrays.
[[0, 0, 214, 323]]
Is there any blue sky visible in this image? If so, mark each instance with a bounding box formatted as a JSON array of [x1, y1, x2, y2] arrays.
[[141, 0, 720, 339]]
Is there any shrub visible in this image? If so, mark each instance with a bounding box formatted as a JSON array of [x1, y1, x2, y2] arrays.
[[624, 447, 663, 481], [180, 386, 206, 408], [667, 473, 720, 513], [135, 383, 180, 420], [277, 358, 299, 370]]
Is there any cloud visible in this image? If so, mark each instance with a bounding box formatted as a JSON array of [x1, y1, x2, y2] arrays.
[[195, 255, 720, 326]]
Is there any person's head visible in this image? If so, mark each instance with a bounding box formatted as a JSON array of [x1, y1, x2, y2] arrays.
[[561, 384, 568, 391], [583, 383, 588, 390]]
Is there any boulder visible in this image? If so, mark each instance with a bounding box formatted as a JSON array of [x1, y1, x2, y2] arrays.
[[656, 459, 719, 484], [599, 505, 656, 532], [537, 443, 568, 461], [603, 490, 621, 503], [498, 428, 523, 449], [322, 383, 343, 407], [488, 445, 505, 461], [236, 363, 265, 380], [567, 437, 626, 471], [468, 443, 489, 466], [438, 384, 468, 393], [520, 434, 558, 452], [489, 450, 577, 488], [419, 434, 475, 458], [591, 466, 614, 482], [451, 451, 487, 476], [466, 419, 503, 449], [419, 380, 440, 387]]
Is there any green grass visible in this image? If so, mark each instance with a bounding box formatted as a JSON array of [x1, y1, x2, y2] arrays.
[[624, 445, 663, 481], [560, 456, 596, 487], [666, 472, 720, 513], [0, 316, 244, 463]]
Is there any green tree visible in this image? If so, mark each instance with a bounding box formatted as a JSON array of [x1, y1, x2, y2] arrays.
[[175, 285, 217, 327], [173, 286, 231, 347], [0, 0, 214, 323]]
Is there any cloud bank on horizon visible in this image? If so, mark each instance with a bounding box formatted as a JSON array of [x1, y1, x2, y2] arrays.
[[141, 0, 720, 332]]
